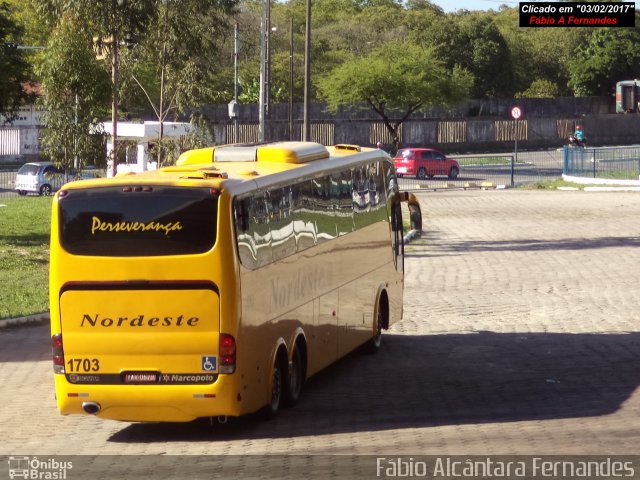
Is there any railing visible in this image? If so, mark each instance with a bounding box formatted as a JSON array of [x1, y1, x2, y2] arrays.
[[0, 167, 106, 198], [563, 145, 640, 181], [396, 149, 564, 191], [0, 168, 18, 198], [8, 146, 636, 197]]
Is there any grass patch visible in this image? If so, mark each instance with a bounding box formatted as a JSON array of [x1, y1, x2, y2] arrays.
[[0, 197, 52, 319], [593, 170, 640, 180], [520, 178, 585, 190], [457, 156, 514, 166], [520, 177, 640, 190]]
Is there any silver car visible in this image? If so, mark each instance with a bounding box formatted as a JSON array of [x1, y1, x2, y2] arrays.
[[15, 162, 99, 196]]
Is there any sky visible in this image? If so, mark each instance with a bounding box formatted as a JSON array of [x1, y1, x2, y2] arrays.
[[430, 0, 519, 12]]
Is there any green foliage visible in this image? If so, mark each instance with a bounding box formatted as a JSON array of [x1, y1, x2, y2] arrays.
[[8, 0, 640, 137], [0, 197, 51, 319], [318, 40, 472, 148], [35, 12, 110, 168], [5, 0, 52, 46], [516, 79, 560, 99], [453, 14, 513, 98], [0, 1, 30, 121], [121, 0, 238, 119], [568, 27, 640, 96], [31, 0, 237, 168]]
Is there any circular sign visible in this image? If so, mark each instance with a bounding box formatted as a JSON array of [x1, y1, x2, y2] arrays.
[[511, 106, 522, 120]]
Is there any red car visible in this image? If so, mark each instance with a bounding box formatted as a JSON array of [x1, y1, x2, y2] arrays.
[[393, 148, 460, 180]]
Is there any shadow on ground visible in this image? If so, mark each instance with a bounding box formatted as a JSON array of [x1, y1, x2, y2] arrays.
[[107, 330, 640, 443]]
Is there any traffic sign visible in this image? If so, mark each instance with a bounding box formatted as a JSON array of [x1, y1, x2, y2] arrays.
[[511, 106, 522, 120]]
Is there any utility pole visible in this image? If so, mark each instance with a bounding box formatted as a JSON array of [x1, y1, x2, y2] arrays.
[[258, 0, 266, 142], [234, 23, 239, 144], [110, 0, 119, 178], [265, 0, 271, 119], [303, 0, 311, 141], [289, 17, 293, 141]]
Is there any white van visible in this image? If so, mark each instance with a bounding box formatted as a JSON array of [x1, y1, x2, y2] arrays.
[[15, 162, 99, 196], [15, 162, 66, 196]]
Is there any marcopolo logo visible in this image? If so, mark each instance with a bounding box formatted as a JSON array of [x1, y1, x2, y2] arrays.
[[8, 456, 72, 479], [80, 313, 200, 328]]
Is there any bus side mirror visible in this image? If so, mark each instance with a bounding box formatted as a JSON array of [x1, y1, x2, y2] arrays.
[[400, 192, 422, 231]]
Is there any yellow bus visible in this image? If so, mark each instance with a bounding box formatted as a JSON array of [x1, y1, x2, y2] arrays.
[[49, 142, 420, 423]]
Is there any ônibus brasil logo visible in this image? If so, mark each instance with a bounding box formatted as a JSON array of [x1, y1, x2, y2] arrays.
[[8, 456, 72, 479]]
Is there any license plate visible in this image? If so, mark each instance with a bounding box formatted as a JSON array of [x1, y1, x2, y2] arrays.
[[397, 167, 407, 173], [123, 372, 159, 383]]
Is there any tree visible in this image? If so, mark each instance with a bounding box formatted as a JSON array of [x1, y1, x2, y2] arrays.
[[119, 0, 238, 165], [516, 79, 560, 99], [35, 12, 111, 169], [494, 6, 581, 97], [317, 41, 472, 151], [568, 26, 640, 96], [451, 13, 513, 98], [0, 2, 30, 122], [32, 0, 156, 172]]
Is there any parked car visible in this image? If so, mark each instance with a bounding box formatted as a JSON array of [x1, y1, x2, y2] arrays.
[[14, 162, 100, 196], [393, 148, 459, 180]]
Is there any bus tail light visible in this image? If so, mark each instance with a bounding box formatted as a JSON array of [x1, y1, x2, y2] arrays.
[[219, 334, 236, 374], [51, 333, 65, 374]]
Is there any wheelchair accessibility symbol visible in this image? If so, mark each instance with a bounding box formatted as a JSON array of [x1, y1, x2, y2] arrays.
[[201, 356, 217, 372]]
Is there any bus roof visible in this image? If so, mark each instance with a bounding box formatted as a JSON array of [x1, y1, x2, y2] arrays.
[[60, 142, 387, 195]]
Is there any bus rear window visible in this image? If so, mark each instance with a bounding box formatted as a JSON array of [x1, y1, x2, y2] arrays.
[[58, 186, 218, 256]]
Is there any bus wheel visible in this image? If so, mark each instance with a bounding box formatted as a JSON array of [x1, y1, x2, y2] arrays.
[[365, 306, 384, 354], [283, 345, 304, 407], [263, 353, 284, 419]]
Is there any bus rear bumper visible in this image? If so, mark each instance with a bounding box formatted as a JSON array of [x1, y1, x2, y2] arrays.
[[54, 375, 241, 422]]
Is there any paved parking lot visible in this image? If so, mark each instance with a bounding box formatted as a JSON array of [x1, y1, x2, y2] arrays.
[[1, 189, 639, 477]]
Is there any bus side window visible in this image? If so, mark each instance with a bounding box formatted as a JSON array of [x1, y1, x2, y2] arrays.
[[333, 170, 353, 236], [235, 197, 257, 268], [269, 187, 296, 261], [235, 198, 250, 232], [313, 176, 336, 243], [354, 162, 387, 230], [293, 181, 317, 252], [252, 193, 273, 268]]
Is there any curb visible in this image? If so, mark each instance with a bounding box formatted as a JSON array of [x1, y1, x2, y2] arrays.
[[0, 312, 49, 329]]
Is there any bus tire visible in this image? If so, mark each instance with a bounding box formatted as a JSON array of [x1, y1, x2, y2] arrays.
[[263, 349, 286, 419], [283, 344, 305, 407], [365, 294, 388, 354]]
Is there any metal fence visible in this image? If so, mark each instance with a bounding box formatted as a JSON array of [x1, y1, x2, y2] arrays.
[[563, 145, 640, 182], [0, 150, 569, 199], [0, 167, 108, 199], [0, 167, 19, 199], [396, 149, 564, 191]]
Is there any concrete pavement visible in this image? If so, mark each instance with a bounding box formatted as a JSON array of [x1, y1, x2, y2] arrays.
[[1, 189, 639, 463]]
